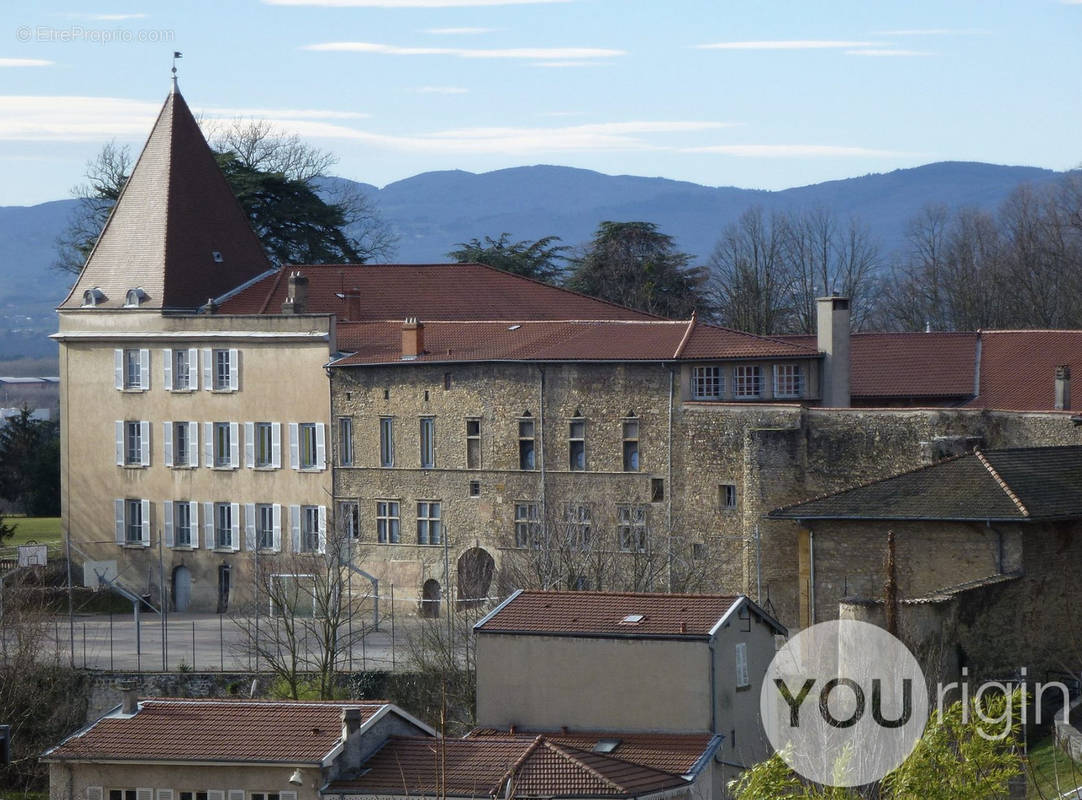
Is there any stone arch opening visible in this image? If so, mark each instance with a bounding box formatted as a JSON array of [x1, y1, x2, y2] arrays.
[[421, 578, 441, 618], [457, 547, 495, 608]]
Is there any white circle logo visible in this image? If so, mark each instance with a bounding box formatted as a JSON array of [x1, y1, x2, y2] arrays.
[[760, 620, 929, 786]]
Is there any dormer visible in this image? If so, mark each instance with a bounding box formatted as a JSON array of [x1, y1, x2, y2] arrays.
[[124, 288, 148, 307], [81, 288, 106, 307]]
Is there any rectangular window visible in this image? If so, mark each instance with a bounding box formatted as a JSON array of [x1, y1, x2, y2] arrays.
[[469, 480, 481, 497], [339, 417, 353, 466], [111, 791, 138, 800], [252, 794, 281, 800], [379, 417, 394, 467], [518, 417, 535, 470], [125, 421, 142, 466], [299, 422, 318, 469], [301, 505, 321, 552], [569, 418, 586, 471], [339, 501, 360, 539], [720, 483, 737, 509], [214, 348, 231, 390], [376, 501, 400, 543], [692, 542, 706, 560], [564, 503, 592, 550], [650, 477, 664, 503], [255, 422, 275, 467], [514, 502, 542, 549], [774, 364, 804, 399], [171, 421, 188, 467], [214, 422, 232, 468], [124, 349, 141, 389], [215, 502, 233, 549], [622, 419, 639, 472], [416, 501, 442, 545], [419, 417, 435, 469], [256, 504, 275, 550], [692, 366, 723, 400], [617, 504, 648, 553], [736, 642, 750, 688], [125, 499, 143, 544], [173, 349, 192, 391], [466, 418, 481, 469], [734, 365, 763, 399], [174, 502, 192, 547]]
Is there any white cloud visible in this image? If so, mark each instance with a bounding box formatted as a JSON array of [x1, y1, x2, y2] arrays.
[[423, 27, 495, 34], [874, 28, 988, 35], [0, 95, 159, 140], [846, 49, 932, 56], [56, 12, 149, 20], [695, 40, 886, 50], [200, 106, 371, 119], [686, 144, 911, 158], [0, 58, 53, 67], [304, 41, 625, 59], [269, 0, 568, 6], [411, 86, 469, 94]]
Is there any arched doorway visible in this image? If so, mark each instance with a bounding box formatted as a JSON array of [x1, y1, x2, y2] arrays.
[[172, 565, 192, 612], [421, 579, 441, 618], [457, 548, 494, 608]]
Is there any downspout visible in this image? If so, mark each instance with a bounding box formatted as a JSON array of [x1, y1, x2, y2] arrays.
[[667, 365, 675, 592], [537, 366, 546, 547], [707, 634, 717, 734], [809, 526, 816, 625]]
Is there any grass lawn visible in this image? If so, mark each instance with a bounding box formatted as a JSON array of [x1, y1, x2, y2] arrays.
[[3, 516, 62, 547], [1028, 732, 1082, 798]]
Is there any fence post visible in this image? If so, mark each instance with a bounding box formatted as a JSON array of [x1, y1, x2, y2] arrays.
[[192, 620, 196, 671], [219, 614, 224, 672], [390, 584, 395, 672], [109, 612, 114, 671]]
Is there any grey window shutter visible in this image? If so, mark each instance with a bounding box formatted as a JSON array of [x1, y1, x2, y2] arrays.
[[163, 422, 173, 467], [114, 349, 123, 389], [316, 422, 327, 470], [202, 348, 212, 390], [229, 348, 240, 390], [115, 421, 124, 466], [162, 348, 173, 390], [203, 502, 214, 548], [163, 500, 174, 547], [290, 504, 301, 552], [188, 421, 199, 467], [230, 502, 240, 550], [114, 499, 125, 545], [190, 501, 200, 548], [273, 504, 282, 551], [245, 422, 255, 468], [140, 499, 151, 546], [318, 505, 327, 554], [272, 422, 282, 468], [188, 347, 198, 389], [229, 421, 240, 468], [138, 349, 150, 389], [289, 423, 299, 469], [245, 503, 256, 550], [140, 420, 151, 466]]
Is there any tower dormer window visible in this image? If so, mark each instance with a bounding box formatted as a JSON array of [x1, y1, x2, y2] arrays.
[[82, 287, 106, 307], [124, 288, 148, 307]]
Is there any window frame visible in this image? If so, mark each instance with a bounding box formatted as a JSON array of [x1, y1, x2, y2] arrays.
[[339, 500, 360, 539], [299, 422, 318, 470], [214, 502, 233, 550], [720, 483, 738, 510], [174, 501, 192, 548], [419, 417, 436, 469], [376, 500, 401, 544], [379, 417, 395, 468], [300, 505, 321, 553], [254, 421, 275, 468], [518, 416, 536, 470], [124, 421, 142, 466], [568, 417, 586, 471], [466, 418, 481, 469], [564, 502, 592, 551], [617, 504, 648, 553], [691, 365, 723, 400], [733, 365, 763, 400], [416, 500, 442, 545], [622, 418, 640, 472], [125, 499, 143, 545], [213, 422, 232, 468], [213, 348, 231, 391], [338, 417, 353, 466], [514, 501, 542, 549], [773, 363, 804, 399]]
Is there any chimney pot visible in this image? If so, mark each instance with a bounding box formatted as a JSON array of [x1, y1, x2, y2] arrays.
[[817, 296, 851, 408], [1056, 365, 1071, 411], [402, 317, 424, 360], [282, 271, 309, 315]]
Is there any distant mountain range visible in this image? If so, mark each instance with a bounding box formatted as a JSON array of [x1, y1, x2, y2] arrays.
[[0, 161, 1061, 361]]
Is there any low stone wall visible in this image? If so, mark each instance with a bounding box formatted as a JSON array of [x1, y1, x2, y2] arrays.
[[1058, 719, 1082, 762]]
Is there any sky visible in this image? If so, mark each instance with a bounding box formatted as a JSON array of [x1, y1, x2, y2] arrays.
[[0, 0, 1080, 206]]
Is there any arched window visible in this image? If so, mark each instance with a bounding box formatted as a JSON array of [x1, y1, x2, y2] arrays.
[[81, 287, 106, 307], [124, 288, 148, 307]]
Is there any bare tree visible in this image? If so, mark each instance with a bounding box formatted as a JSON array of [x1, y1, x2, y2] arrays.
[[54, 141, 133, 274]]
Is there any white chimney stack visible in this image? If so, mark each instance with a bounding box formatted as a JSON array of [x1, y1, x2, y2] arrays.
[[817, 296, 851, 408]]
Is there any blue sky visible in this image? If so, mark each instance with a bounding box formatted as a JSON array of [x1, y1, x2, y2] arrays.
[[1, 0, 1080, 205]]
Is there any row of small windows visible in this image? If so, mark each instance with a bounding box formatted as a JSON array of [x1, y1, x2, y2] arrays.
[[116, 421, 326, 471], [365, 412, 642, 472], [81, 287, 151, 308], [690, 364, 804, 401], [115, 499, 327, 553], [114, 348, 239, 392], [92, 787, 294, 800]]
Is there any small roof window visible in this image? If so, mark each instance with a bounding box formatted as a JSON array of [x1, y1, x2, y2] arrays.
[[212, 251, 224, 263], [619, 613, 645, 625], [594, 739, 622, 753], [124, 288, 148, 307], [81, 287, 106, 307]]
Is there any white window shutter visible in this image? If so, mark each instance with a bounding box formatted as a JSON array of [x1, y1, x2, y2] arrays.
[[162, 348, 173, 390], [230, 502, 241, 550], [245, 503, 256, 550], [114, 349, 123, 389], [318, 505, 327, 554], [228, 791, 244, 800], [87, 787, 104, 800], [281, 792, 297, 800], [136, 788, 153, 800], [272, 422, 282, 468], [316, 422, 327, 470], [114, 499, 124, 545], [158, 790, 175, 800], [207, 792, 224, 800], [140, 499, 150, 546], [272, 504, 282, 552], [245, 422, 255, 468], [203, 502, 214, 548], [115, 420, 124, 466], [290, 504, 301, 552], [140, 421, 150, 466], [163, 422, 174, 467], [187, 347, 198, 389], [163, 501, 174, 547], [190, 501, 200, 548], [229, 348, 239, 390], [188, 421, 199, 467], [202, 348, 212, 390], [139, 349, 150, 389], [229, 421, 240, 468], [289, 423, 299, 469], [204, 421, 213, 466]]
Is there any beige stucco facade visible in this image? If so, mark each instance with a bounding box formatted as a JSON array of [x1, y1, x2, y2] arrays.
[[57, 309, 337, 612]]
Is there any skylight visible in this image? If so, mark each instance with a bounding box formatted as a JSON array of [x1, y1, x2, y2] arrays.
[[594, 739, 621, 753], [620, 613, 645, 624]]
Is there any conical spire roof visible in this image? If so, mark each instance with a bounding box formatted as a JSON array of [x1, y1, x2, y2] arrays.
[[60, 84, 272, 311]]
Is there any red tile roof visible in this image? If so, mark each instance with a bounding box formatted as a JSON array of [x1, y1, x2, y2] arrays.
[[466, 729, 718, 776], [966, 330, 1082, 412], [44, 699, 386, 763], [61, 87, 272, 311], [217, 263, 658, 321], [473, 590, 742, 638], [327, 736, 690, 798], [332, 319, 818, 366]]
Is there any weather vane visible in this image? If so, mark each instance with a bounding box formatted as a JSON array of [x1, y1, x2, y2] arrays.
[[171, 51, 183, 80]]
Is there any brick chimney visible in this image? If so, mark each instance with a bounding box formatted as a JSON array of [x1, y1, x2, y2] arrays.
[[402, 317, 424, 360], [817, 296, 850, 408], [343, 289, 362, 321], [281, 271, 309, 315], [1056, 365, 1071, 411]]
